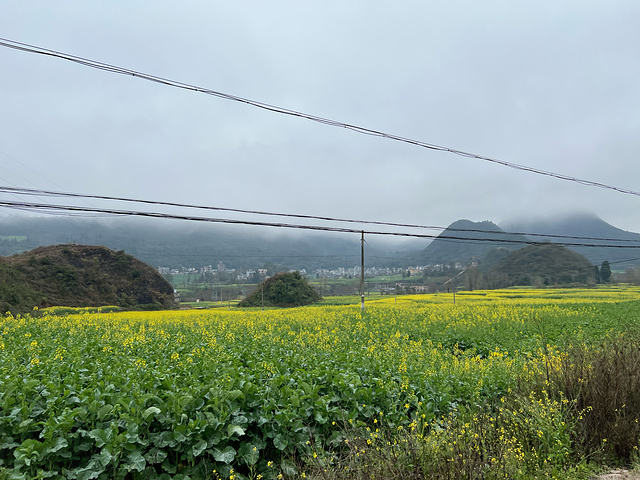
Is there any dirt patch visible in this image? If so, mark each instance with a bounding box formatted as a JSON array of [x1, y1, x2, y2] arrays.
[[593, 470, 640, 480]]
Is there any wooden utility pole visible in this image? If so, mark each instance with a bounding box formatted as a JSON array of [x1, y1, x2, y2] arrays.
[[361, 231, 365, 312]]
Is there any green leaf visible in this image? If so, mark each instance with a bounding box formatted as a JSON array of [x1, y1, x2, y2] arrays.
[[14, 439, 44, 467], [227, 424, 245, 438], [68, 457, 105, 480], [0, 438, 19, 451], [88, 429, 109, 448], [34, 470, 59, 479], [142, 406, 161, 421], [6, 470, 27, 480], [97, 404, 113, 420], [125, 451, 146, 472], [314, 412, 328, 424], [213, 446, 236, 464], [239, 443, 260, 466], [44, 437, 68, 454], [226, 390, 244, 401], [96, 449, 114, 468], [192, 439, 207, 457], [273, 434, 288, 451], [144, 447, 167, 464], [281, 459, 298, 477], [299, 381, 312, 395]]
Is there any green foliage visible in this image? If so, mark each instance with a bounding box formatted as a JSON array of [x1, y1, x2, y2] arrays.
[[489, 243, 595, 287], [600, 260, 612, 282], [238, 271, 322, 307], [41, 305, 120, 315], [1, 289, 640, 478], [307, 393, 581, 479]]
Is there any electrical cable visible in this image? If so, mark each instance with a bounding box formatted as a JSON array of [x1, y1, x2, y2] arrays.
[[1, 37, 640, 199], [2, 198, 640, 249], [2, 185, 639, 245]]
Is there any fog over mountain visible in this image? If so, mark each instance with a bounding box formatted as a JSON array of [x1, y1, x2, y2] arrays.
[[2, 211, 639, 272], [416, 220, 527, 265], [0, 217, 418, 271], [502, 213, 640, 268]]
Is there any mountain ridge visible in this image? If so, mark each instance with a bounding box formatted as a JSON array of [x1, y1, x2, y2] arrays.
[[1, 213, 639, 271]]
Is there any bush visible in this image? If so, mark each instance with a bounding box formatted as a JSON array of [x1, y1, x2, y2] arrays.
[[546, 334, 640, 463], [238, 272, 322, 308]]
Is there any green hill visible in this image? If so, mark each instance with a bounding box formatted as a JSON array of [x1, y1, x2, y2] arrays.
[[0, 244, 175, 314], [488, 243, 594, 287], [238, 271, 322, 308]]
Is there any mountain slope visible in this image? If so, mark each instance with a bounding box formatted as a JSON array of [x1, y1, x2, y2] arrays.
[[0, 244, 175, 314], [417, 220, 527, 265]]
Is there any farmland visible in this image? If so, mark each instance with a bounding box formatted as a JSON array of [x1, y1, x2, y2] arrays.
[[2, 287, 640, 479]]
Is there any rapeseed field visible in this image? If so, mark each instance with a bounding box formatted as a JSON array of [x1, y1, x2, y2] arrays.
[[2, 286, 640, 479]]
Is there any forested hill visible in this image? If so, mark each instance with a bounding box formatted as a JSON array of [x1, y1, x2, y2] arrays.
[[0, 244, 174, 314], [487, 243, 595, 287]]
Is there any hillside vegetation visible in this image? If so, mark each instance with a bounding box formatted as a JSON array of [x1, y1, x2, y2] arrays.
[[0, 244, 175, 314], [488, 242, 594, 287], [238, 271, 322, 307]]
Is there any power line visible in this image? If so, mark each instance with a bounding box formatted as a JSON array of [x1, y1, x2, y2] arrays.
[[2, 199, 640, 249], [138, 252, 362, 259], [1, 36, 640, 199], [2, 185, 640, 245], [0, 150, 96, 227]]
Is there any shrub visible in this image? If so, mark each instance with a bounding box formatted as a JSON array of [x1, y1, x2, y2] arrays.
[[546, 334, 640, 463], [238, 271, 321, 308]]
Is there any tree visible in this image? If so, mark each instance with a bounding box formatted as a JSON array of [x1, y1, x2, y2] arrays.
[[601, 261, 612, 283], [238, 271, 322, 308], [466, 266, 481, 291]]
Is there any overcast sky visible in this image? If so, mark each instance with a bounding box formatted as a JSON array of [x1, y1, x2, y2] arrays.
[[1, 1, 640, 240]]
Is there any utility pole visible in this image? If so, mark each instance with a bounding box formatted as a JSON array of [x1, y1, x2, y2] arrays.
[[444, 268, 466, 306], [361, 231, 365, 312]]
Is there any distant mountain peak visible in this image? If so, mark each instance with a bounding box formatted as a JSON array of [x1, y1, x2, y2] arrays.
[[446, 219, 503, 232], [418, 219, 526, 265]]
